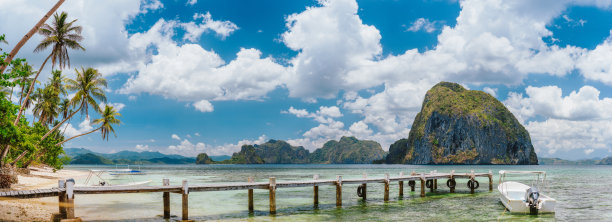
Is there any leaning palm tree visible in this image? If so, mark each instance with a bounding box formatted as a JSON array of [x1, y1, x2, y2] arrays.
[[56, 105, 121, 146], [58, 98, 70, 120], [14, 11, 84, 125], [0, 0, 65, 74], [10, 67, 106, 166], [32, 85, 60, 126], [41, 67, 106, 141]]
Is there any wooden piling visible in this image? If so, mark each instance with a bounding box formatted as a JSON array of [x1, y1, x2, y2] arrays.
[[398, 172, 404, 197], [450, 170, 455, 193], [269, 177, 276, 214], [163, 179, 170, 219], [410, 171, 416, 192], [182, 180, 189, 221], [420, 174, 425, 197], [248, 177, 254, 212], [335, 176, 342, 207], [58, 180, 66, 219], [488, 170, 493, 191], [384, 174, 390, 202], [361, 173, 367, 200], [313, 175, 319, 206], [65, 179, 75, 219], [470, 170, 475, 194]]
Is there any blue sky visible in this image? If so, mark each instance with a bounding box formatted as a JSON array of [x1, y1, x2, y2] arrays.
[[2, 0, 612, 160]]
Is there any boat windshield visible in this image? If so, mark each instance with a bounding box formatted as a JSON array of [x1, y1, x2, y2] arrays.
[[498, 171, 548, 196]]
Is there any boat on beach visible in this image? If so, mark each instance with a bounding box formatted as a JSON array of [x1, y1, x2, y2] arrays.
[[498, 170, 556, 214]]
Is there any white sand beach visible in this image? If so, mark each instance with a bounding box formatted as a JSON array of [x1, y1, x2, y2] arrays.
[[0, 167, 89, 221]]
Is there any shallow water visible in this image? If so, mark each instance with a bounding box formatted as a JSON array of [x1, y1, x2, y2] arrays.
[[62, 164, 612, 221]]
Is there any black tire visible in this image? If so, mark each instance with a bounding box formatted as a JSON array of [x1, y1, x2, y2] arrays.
[[357, 185, 364, 197], [408, 180, 415, 187], [446, 179, 456, 188], [426, 179, 433, 188], [467, 180, 480, 189]]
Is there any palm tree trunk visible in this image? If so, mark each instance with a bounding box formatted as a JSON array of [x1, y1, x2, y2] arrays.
[[0, 145, 10, 165], [40, 102, 83, 141], [22, 148, 45, 168], [56, 127, 101, 146], [14, 54, 51, 125], [10, 150, 29, 166], [0, 0, 65, 74]]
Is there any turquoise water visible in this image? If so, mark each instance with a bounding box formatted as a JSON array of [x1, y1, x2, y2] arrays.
[[63, 164, 612, 221]]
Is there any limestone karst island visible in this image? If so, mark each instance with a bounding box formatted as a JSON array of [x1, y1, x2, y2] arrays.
[[1, 0, 611, 221]]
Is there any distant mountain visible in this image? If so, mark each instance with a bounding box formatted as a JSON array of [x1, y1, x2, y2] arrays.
[[210, 155, 231, 161], [198, 137, 387, 164], [310, 136, 385, 164], [596, 157, 612, 165], [65, 148, 195, 165], [538, 157, 602, 165], [70, 153, 113, 165]]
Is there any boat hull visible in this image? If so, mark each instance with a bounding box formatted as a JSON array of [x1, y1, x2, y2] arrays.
[[498, 182, 555, 214]]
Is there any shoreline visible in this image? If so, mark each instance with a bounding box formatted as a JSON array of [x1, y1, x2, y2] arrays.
[[0, 166, 89, 221]]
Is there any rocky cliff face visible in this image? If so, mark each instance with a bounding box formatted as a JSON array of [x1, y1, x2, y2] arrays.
[[196, 153, 214, 164], [384, 82, 538, 165], [253, 140, 310, 164], [310, 136, 385, 164]]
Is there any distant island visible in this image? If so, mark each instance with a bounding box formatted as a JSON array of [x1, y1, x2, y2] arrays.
[[382, 82, 538, 165], [65, 148, 228, 165], [538, 157, 611, 165], [197, 136, 385, 164]]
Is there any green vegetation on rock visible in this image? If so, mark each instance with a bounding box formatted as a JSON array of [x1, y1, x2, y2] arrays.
[[196, 153, 214, 164], [310, 136, 385, 164], [383, 82, 538, 165], [201, 137, 386, 164]]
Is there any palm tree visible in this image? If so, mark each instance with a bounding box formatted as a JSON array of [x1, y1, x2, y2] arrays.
[[0, 0, 65, 74], [58, 98, 70, 120], [41, 67, 106, 141], [14, 11, 84, 126], [32, 85, 60, 126], [48, 70, 67, 96], [10, 67, 106, 166], [56, 105, 121, 146]]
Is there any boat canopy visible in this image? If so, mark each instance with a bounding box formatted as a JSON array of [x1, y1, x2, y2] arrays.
[[499, 170, 546, 175]]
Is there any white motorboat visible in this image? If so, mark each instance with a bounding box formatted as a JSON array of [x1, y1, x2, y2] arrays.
[[498, 170, 556, 214], [78, 168, 151, 187]]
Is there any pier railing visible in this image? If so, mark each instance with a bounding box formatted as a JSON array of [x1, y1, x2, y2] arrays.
[[0, 170, 493, 221]]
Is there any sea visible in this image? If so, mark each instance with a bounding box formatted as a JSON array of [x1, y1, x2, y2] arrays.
[[59, 164, 611, 221]]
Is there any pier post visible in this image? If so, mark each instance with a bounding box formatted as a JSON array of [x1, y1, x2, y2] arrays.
[[470, 170, 475, 194], [420, 173, 425, 197], [410, 171, 416, 192], [163, 179, 170, 219], [450, 170, 455, 193], [248, 177, 254, 212], [335, 176, 342, 207], [269, 177, 276, 214], [384, 174, 390, 202], [433, 170, 437, 191], [398, 172, 404, 197], [65, 178, 75, 219], [182, 180, 189, 221], [488, 170, 493, 191], [313, 175, 319, 206], [58, 180, 66, 219], [361, 173, 367, 200]]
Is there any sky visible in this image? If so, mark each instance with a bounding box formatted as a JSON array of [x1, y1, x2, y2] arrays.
[[1, 0, 612, 160]]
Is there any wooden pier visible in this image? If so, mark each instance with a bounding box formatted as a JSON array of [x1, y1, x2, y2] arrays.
[[0, 170, 493, 221]]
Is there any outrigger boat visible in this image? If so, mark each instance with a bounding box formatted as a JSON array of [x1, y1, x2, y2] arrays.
[[79, 165, 150, 187], [498, 170, 556, 214]]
